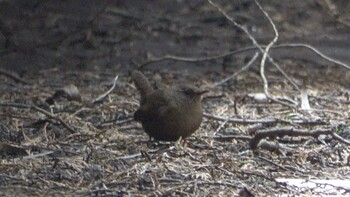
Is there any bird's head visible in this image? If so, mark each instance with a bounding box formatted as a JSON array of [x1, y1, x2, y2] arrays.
[[177, 85, 209, 101]]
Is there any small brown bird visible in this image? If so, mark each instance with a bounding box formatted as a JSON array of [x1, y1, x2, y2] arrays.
[[131, 70, 208, 141]]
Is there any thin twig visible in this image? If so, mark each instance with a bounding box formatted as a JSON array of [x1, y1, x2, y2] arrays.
[[258, 156, 305, 175], [319, 0, 350, 28], [92, 75, 119, 104], [212, 135, 252, 141], [114, 152, 142, 160], [203, 112, 327, 125], [254, 1, 301, 93], [137, 46, 258, 68], [254, 0, 298, 107], [275, 43, 350, 70], [0, 68, 32, 85], [254, 0, 281, 103], [212, 52, 259, 87], [138, 43, 350, 71], [23, 151, 55, 160], [0, 102, 77, 133], [331, 131, 350, 146], [99, 117, 134, 128]]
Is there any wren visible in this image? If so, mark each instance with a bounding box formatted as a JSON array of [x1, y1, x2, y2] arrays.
[[131, 70, 207, 141]]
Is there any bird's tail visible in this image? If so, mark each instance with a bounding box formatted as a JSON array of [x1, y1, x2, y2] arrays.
[[131, 70, 153, 99]]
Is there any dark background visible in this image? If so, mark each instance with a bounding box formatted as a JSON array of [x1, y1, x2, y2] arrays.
[[1, 0, 349, 74]]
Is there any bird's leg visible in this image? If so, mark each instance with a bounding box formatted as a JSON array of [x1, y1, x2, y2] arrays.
[[147, 136, 158, 148], [174, 136, 188, 150]]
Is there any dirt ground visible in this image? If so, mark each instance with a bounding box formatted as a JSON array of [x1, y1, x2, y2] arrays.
[[1, 0, 350, 196]]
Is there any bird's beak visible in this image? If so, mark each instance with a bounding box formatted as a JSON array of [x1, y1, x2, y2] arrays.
[[197, 89, 210, 95]]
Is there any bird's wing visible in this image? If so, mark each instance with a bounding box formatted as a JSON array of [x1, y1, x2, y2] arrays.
[[134, 90, 174, 121]]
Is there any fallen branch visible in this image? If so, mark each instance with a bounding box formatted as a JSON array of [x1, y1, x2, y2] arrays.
[[249, 126, 350, 150], [203, 112, 327, 125]]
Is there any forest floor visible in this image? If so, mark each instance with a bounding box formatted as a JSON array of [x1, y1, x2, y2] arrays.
[[1, 0, 350, 196]]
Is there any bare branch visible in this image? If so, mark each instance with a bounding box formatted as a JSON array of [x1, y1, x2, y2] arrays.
[[137, 43, 350, 71], [207, 0, 297, 108], [136, 46, 258, 69], [212, 52, 259, 87], [275, 43, 350, 70]]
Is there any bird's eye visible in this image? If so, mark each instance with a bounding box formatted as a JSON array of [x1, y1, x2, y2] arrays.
[[183, 88, 194, 95]]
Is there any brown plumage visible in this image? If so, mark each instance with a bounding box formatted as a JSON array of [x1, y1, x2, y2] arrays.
[[131, 70, 207, 141]]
